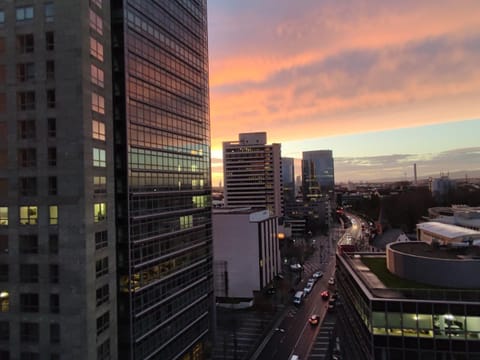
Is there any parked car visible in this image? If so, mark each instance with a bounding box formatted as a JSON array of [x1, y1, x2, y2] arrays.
[[307, 278, 315, 286], [290, 263, 303, 271], [321, 290, 330, 300], [308, 314, 320, 326], [266, 286, 276, 295], [304, 282, 314, 295], [328, 277, 335, 286], [313, 271, 324, 279]]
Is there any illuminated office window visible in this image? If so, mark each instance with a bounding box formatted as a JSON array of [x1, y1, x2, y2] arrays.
[[49, 205, 58, 225], [19, 206, 38, 225], [94, 203, 106, 222]]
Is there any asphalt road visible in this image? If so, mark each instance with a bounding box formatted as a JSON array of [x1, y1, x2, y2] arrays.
[[252, 254, 337, 360]]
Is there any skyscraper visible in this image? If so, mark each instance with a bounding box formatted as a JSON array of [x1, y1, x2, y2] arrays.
[[223, 132, 283, 217], [302, 150, 335, 199], [0, 1, 213, 359]]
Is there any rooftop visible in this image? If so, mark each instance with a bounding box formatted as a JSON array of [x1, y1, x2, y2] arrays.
[[390, 241, 480, 260], [417, 221, 480, 240]]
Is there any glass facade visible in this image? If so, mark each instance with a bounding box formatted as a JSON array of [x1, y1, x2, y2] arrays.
[[336, 253, 480, 360], [112, 1, 213, 359], [302, 150, 334, 198]]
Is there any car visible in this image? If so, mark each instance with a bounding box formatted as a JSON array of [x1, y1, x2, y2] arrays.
[[266, 286, 276, 295], [321, 290, 330, 300], [304, 283, 314, 295], [308, 314, 320, 326], [328, 298, 336, 311], [328, 277, 335, 286], [307, 278, 315, 286], [290, 263, 303, 271], [313, 271, 324, 279]]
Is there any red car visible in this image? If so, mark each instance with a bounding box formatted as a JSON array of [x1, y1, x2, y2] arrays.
[[321, 290, 330, 300], [309, 314, 320, 326]]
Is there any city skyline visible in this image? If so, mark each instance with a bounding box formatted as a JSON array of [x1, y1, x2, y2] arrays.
[[207, 0, 480, 184]]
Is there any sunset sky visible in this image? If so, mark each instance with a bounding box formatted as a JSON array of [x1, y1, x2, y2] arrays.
[[207, 0, 480, 184]]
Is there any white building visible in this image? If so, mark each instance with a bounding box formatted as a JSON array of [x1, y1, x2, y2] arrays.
[[223, 132, 283, 217], [416, 222, 480, 246], [213, 208, 282, 299]]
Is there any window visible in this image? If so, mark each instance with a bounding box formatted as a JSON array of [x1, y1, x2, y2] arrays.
[[49, 234, 58, 254], [96, 284, 109, 306], [49, 205, 58, 225], [17, 63, 35, 82], [0, 37, 4, 54], [180, 215, 193, 229], [50, 323, 60, 344], [48, 147, 57, 166], [0, 207, 8, 226], [0, 93, 4, 113], [46, 31, 54, 50], [95, 257, 108, 278], [20, 293, 39, 312], [44, 3, 54, 22], [91, 64, 104, 87], [96, 311, 109, 336], [48, 118, 56, 137], [0, 291, 9, 312], [89, 9, 103, 35], [20, 264, 38, 283], [93, 176, 106, 194], [19, 206, 38, 225], [91, 93, 105, 114], [0, 321, 8, 341], [0, 264, 8, 282], [48, 176, 57, 195], [47, 89, 55, 108], [90, 37, 103, 61], [46, 60, 55, 80], [49, 293, 59, 313], [92, 120, 105, 140], [0, 65, 5, 84], [97, 339, 110, 360], [0, 11, 4, 24], [16, 6, 34, 21], [18, 149, 37, 167], [94, 203, 106, 222], [20, 322, 39, 343], [17, 34, 34, 53], [19, 177, 37, 196], [18, 120, 36, 139], [17, 91, 35, 110], [0, 235, 7, 253], [21, 352, 39, 360], [19, 235, 38, 254], [93, 148, 106, 167], [49, 264, 59, 283], [95, 230, 108, 249]]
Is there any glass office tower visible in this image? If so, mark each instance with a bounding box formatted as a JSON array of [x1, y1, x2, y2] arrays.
[[111, 1, 214, 359], [0, 1, 213, 359]]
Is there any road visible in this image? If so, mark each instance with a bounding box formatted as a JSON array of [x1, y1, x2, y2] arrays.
[[252, 251, 337, 360]]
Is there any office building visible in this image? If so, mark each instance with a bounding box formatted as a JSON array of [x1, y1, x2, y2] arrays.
[[223, 132, 283, 217], [212, 208, 281, 299], [302, 150, 335, 198], [336, 245, 480, 359], [0, 1, 213, 359]]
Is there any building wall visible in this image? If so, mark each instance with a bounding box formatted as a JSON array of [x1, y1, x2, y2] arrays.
[[213, 211, 280, 298]]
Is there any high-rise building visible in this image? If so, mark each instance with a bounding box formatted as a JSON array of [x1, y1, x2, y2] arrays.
[[223, 132, 283, 217], [0, 1, 213, 360], [302, 150, 335, 198], [281, 157, 296, 206]]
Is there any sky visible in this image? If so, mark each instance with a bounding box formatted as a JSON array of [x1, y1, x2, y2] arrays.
[[207, 0, 480, 185]]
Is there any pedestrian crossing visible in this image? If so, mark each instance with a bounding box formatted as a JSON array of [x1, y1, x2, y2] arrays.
[[308, 316, 336, 359]]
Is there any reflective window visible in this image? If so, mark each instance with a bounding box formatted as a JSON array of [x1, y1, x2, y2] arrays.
[[93, 176, 106, 194], [16, 6, 34, 21], [90, 37, 103, 61], [91, 92, 105, 114], [92, 120, 105, 140], [0, 11, 4, 24], [93, 148, 106, 167], [91, 64, 104, 87], [44, 3, 54, 22], [89, 9, 103, 35], [95, 257, 108, 277]]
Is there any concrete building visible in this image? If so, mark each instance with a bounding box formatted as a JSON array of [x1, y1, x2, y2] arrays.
[[428, 206, 480, 231], [212, 208, 281, 299], [336, 249, 480, 360], [0, 1, 213, 359], [223, 132, 283, 217], [416, 222, 480, 246]]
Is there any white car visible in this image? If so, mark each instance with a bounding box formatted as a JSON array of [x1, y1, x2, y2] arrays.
[[313, 271, 324, 279], [328, 277, 335, 286], [304, 283, 314, 295]]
